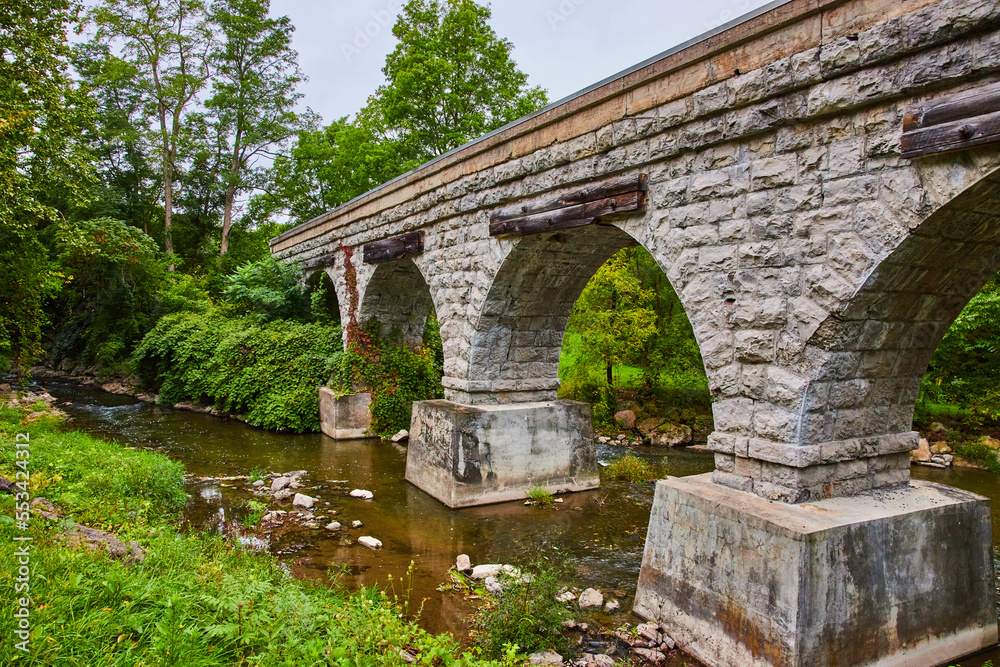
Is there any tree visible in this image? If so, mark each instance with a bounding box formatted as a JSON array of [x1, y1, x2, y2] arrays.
[[206, 0, 304, 260], [91, 0, 213, 264], [364, 0, 547, 159], [0, 0, 95, 374]]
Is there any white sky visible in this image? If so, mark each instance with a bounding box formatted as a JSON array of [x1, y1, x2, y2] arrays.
[[270, 0, 777, 125]]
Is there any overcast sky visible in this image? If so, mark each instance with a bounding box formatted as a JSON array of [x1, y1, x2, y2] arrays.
[[270, 0, 776, 125]]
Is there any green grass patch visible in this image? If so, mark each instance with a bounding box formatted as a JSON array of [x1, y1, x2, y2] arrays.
[[953, 441, 1000, 473], [525, 486, 554, 507], [602, 453, 660, 483]]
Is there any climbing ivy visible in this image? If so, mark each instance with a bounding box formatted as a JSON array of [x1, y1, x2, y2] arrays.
[[328, 318, 443, 437]]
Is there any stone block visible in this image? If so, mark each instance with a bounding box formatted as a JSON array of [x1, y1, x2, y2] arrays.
[[635, 475, 997, 667], [318, 387, 377, 439], [405, 399, 599, 508]]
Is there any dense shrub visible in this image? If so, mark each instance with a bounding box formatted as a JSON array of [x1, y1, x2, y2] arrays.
[[222, 256, 310, 323], [132, 312, 342, 431], [603, 452, 660, 482]]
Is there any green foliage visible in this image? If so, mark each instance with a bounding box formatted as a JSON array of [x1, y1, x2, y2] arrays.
[[244, 498, 268, 525], [470, 559, 569, 659], [0, 404, 186, 527], [328, 319, 444, 437], [525, 486, 554, 507], [603, 453, 659, 483], [221, 255, 309, 322], [132, 311, 342, 431], [49, 217, 166, 368], [952, 440, 1000, 473], [921, 275, 1000, 420]]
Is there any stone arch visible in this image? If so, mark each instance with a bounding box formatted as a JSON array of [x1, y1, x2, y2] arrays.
[[358, 258, 436, 347], [449, 222, 705, 406], [304, 268, 341, 324]]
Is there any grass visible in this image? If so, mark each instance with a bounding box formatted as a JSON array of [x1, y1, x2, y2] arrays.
[[953, 440, 1000, 472], [0, 403, 522, 666], [525, 486, 554, 507], [603, 453, 660, 482]]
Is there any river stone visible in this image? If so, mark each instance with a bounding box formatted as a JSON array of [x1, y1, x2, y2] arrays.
[[349, 489, 374, 499], [637, 622, 662, 643], [274, 489, 293, 501], [251, 480, 265, 487], [555, 590, 576, 602], [456, 554, 472, 572], [578, 588, 603, 608], [651, 423, 693, 447], [358, 536, 382, 550], [913, 438, 932, 462], [637, 417, 667, 436], [271, 476, 292, 492], [292, 493, 315, 509], [325, 521, 341, 531], [352, 520, 363, 528], [471, 564, 503, 579], [528, 651, 563, 666], [391, 429, 409, 442], [614, 410, 636, 429], [605, 599, 620, 612], [633, 648, 665, 664]]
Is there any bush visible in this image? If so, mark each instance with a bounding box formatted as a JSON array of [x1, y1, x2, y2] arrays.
[[222, 256, 310, 323], [603, 453, 659, 482], [953, 440, 1000, 473], [470, 561, 569, 659], [525, 486, 554, 507], [132, 312, 342, 431]]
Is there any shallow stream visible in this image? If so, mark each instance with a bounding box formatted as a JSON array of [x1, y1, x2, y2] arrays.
[[42, 381, 1000, 665]]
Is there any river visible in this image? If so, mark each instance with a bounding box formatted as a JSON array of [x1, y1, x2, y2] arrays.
[[42, 380, 1000, 666]]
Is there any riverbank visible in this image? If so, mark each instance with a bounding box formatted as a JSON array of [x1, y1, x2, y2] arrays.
[[0, 394, 526, 666]]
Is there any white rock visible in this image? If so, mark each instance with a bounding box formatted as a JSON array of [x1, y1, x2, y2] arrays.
[[484, 576, 503, 594], [349, 489, 374, 499], [636, 622, 661, 643], [604, 599, 620, 612], [251, 480, 265, 487], [528, 651, 563, 666], [352, 520, 363, 528], [633, 648, 665, 664], [592, 655, 614, 667], [578, 588, 604, 608], [471, 564, 503, 580], [325, 522, 341, 531], [391, 429, 409, 442], [292, 493, 315, 509], [271, 476, 291, 492], [555, 590, 577, 603], [456, 554, 472, 572], [358, 536, 382, 550]]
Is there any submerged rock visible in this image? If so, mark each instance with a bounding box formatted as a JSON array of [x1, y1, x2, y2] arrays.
[[358, 536, 382, 550], [349, 489, 374, 500]]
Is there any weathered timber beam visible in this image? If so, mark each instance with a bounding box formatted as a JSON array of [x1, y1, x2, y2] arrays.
[[301, 252, 337, 270], [902, 82, 1000, 158], [491, 173, 648, 222], [363, 230, 424, 264], [490, 190, 645, 237]]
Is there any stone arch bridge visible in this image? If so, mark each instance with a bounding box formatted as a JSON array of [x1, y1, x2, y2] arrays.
[[273, 0, 1000, 664]]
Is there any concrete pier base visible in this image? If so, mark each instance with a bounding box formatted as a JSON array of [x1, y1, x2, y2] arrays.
[[318, 387, 377, 439], [404, 399, 599, 508], [634, 474, 997, 667]]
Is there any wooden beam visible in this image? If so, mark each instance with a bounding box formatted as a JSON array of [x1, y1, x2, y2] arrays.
[[363, 230, 424, 264], [491, 173, 648, 223], [301, 252, 337, 270], [902, 82, 1000, 158], [490, 191, 645, 237]]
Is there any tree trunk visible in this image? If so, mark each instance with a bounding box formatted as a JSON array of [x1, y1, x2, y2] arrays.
[[606, 362, 613, 386], [219, 183, 235, 260], [163, 158, 174, 271]]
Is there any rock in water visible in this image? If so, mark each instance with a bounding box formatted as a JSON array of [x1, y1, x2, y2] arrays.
[[604, 599, 620, 612], [578, 588, 603, 608], [390, 429, 409, 442], [351, 520, 363, 528], [251, 480, 265, 487], [325, 522, 341, 531], [471, 564, 503, 579], [528, 651, 563, 666], [271, 476, 291, 492], [456, 554, 472, 572], [650, 422, 693, 447], [358, 536, 382, 550], [349, 489, 374, 500], [633, 648, 666, 664], [292, 493, 315, 509], [913, 438, 932, 462], [613, 410, 636, 429]]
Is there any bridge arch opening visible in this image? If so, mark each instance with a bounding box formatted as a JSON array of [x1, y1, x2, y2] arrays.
[[359, 258, 437, 347], [304, 269, 341, 324]]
